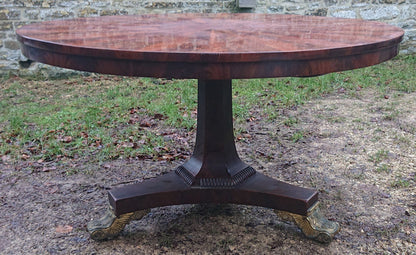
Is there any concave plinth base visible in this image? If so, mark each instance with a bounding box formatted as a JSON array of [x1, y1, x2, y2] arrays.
[[108, 171, 318, 216]]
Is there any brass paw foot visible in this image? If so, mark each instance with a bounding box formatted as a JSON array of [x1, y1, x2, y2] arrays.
[[275, 202, 340, 243], [88, 208, 150, 241]]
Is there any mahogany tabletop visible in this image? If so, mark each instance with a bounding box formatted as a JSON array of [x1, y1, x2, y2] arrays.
[[16, 13, 404, 79]]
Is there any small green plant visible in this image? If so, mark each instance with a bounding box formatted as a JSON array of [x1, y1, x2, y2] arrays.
[[291, 131, 304, 143], [383, 110, 400, 121], [391, 175, 410, 188], [283, 116, 298, 127], [369, 149, 389, 165], [375, 164, 390, 173]]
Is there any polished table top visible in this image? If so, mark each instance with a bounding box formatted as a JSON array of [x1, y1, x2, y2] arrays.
[[17, 13, 404, 79]]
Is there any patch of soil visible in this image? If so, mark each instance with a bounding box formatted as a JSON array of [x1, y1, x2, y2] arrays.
[[1, 89, 415, 254]]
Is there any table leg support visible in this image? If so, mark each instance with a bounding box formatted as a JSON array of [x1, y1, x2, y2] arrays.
[[87, 79, 339, 242], [87, 208, 150, 241], [275, 202, 340, 243]]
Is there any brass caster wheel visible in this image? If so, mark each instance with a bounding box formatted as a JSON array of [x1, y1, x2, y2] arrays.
[[275, 202, 340, 243], [87, 208, 150, 241]]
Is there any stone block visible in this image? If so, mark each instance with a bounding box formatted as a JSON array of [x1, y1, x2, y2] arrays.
[[351, 0, 368, 7], [0, 21, 12, 31], [41, 0, 57, 8], [24, 9, 40, 20], [144, 2, 184, 9], [238, 0, 257, 8], [324, 0, 338, 6], [268, 5, 284, 12], [39, 9, 74, 20], [100, 9, 129, 16], [360, 6, 400, 20], [90, 1, 112, 8], [23, 0, 42, 7], [14, 21, 33, 30], [57, 1, 80, 8], [286, 5, 305, 12], [79, 7, 99, 17], [0, 9, 21, 20], [3, 40, 20, 50], [331, 10, 357, 19], [306, 8, 328, 16], [0, 1, 25, 7], [373, 0, 405, 3]]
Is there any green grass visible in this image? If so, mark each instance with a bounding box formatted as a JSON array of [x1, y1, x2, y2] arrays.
[[1, 54, 415, 163], [369, 149, 390, 165], [391, 174, 411, 188], [291, 131, 305, 143]]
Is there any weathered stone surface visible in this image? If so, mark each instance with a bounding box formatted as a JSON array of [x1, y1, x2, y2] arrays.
[[144, 2, 185, 8], [360, 6, 400, 20], [398, 19, 416, 29], [0, 22, 13, 31], [39, 9, 74, 20], [57, 1, 80, 8], [24, 9, 40, 20], [268, 5, 284, 12], [79, 7, 99, 17], [0, 9, 21, 20], [286, 5, 305, 12], [330, 9, 357, 19], [372, 0, 405, 3], [100, 9, 129, 16], [306, 8, 328, 16], [351, 0, 369, 7], [89, 1, 112, 8], [0, 49, 20, 60], [3, 40, 20, 50], [0, 1, 25, 7], [23, 0, 44, 7]]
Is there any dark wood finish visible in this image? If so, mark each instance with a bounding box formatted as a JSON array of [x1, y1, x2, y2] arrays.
[[109, 172, 318, 216], [176, 80, 255, 187], [109, 79, 318, 216], [16, 14, 403, 220], [17, 14, 403, 79]]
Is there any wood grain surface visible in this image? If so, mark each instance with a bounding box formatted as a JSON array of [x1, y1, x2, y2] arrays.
[[17, 13, 404, 79]]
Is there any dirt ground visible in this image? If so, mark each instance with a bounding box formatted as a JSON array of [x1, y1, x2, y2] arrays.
[[1, 89, 415, 254]]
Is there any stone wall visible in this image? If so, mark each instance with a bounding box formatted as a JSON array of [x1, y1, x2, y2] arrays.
[[0, 0, 415, 75]]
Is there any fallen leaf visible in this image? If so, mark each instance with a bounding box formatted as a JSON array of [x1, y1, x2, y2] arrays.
[[153, 113, 167, 120], [21, 154, 30, 160], [42, 166, 57, 172], [62, 136, 73, 143], [140, 120, 152, 127], [1, 155, 11, 162], [55, 225, 73, 234], [103, 163, 112, 169]]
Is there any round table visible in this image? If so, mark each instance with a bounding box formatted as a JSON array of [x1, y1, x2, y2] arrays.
[[17, 13, 404, 243]]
